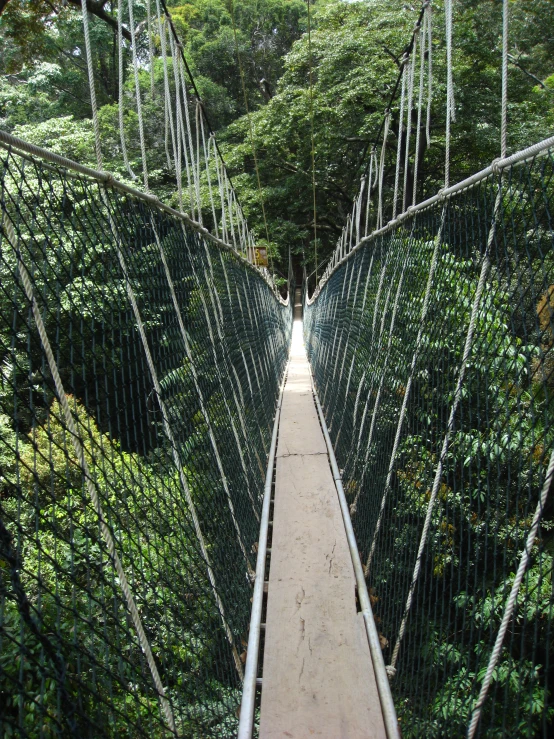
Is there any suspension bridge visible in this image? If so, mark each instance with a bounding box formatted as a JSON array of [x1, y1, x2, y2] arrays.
[[0, 1, 553, 738]]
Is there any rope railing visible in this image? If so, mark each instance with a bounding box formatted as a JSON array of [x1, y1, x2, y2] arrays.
[[304, 140, 554, 738], [0, 142, 292, 736]]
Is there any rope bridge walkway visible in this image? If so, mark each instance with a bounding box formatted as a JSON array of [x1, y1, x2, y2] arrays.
[[0, 0, 553, 738]]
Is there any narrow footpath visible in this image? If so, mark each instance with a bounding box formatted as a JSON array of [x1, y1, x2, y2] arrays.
[[259, 293, 386, 738]]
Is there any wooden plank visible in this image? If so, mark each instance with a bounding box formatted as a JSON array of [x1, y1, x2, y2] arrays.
[[259, 320, 386, 739]]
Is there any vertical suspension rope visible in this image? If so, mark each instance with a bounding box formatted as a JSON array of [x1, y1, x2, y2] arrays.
[[402, 44, 416, 213], [127, 0, 150, 191], [392, 62, 407, 219], [377, 111, 391, 230], [444, 0, 455, 187], [501, 0, 509, 158], [117, 0, 136, 179], [81, 0, 103, 170], [412, 11, 426, 207]]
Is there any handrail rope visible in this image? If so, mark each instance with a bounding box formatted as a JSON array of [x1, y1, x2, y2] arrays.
[[376, 111, 391, 230], [0, 129, 281, 291], [501, 0, 509, 158], [305, 131, 554, 304], [147, 0, 155, 97]]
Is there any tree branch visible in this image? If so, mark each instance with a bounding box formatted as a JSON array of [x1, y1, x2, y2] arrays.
[[508, 53, 546, 89], [66, 0, 132, 41]]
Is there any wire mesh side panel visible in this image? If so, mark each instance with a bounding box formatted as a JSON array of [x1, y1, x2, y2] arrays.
[[0, 146, 291, 738], [304, 148, 554, 738]]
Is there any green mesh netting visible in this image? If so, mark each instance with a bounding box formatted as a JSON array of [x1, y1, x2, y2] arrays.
[[0, 143, 291, 737], [305, 147, 554, 738]]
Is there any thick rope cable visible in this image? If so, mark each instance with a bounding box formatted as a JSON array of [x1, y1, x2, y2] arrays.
[[426, 3, 433, 147], [444, 0, 455, 187], [2, 212, 177, 732], [387, 189, 501, 676], [377, 111, 391, 230], [80, 0, 103, 169], [204, 131, 220, 239], [195, 102, 204, 225], [412, 10, 427, 206], [501, 0, 509, 158], [127, 0, 150, 192], [402, 46, 416, 213], [117, 0, 136, 179], [467, 449, 554, 738], [146, 0, 155, 97], [392, 62, 407, 219], [170, 40, 196, 216], [364, 148, 377, 236], [179, 57, 201, 221], [157, 8, 177, 173], [364, 207, 446, 573]]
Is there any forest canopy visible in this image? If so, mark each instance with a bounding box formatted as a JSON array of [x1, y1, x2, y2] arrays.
[[1, 0, 553, 274]]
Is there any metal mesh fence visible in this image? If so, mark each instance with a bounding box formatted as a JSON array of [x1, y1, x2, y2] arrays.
[[304, 145, 554, 737], [0, 143, 291, 737]]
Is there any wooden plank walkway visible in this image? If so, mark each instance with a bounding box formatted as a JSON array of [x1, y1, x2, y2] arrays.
[[259, 313, 386, 739]]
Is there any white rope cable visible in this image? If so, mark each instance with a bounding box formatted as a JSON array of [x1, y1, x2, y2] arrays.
[[387, 190, 501, 676], [205, 132, 220, 239], [392, 62, 407, 219], [147, 0, 155, 97], [168, 32, 190, 210], [377, 111, 391, 230], [426, 2, 433, 147], [412, 12, 427, 206], [195, 101, 203, 225], [444, 0, 455, 188], [117, 0, 136, 179], [156, 3, 177, 173], [153, 222, 259, 530], [365, 148, 377, 237], [365, 207, 446, 573], [2, 213, 176, 731], [81, 0, 103, 169], [467, 449, 554, 739], [356, 175, 366, 243], [127, 0, 150, 191], [179, 58, 200, 220], [402, 47, 416, 213], [501, 0, 509, 158], [350, 247, 410, 516]]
